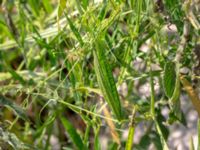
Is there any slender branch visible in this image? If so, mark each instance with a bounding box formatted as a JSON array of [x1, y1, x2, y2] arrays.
[[175, 20, 190, 63]]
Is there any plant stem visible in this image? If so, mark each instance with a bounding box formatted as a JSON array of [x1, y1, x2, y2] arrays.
[[149, 47, 155, 118], [198, 119, 200, 150], [125, 106, 136, 150], [150, 66, 155, 118]]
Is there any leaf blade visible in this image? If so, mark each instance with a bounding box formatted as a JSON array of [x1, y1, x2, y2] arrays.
[[93, 39, 122, 121], [60, 116, 86, 150], [163, 62, 176, 98]]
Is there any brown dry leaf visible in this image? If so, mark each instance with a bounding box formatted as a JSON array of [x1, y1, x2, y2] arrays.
[[180, 75, 200, 116], [103, 107, 120, 145]]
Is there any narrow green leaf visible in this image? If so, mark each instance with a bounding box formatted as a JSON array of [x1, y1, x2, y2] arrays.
[[75, 0, 84, 14], [83, 124, 90, 147], [155, 120, 169, 150], [60, 116, 87, 150], [117, 40, 135, 86], [94, 126, 101, 150], [28, 0, 40, 16], [0, 96, 28, 121], [34, 113, 56, 139], [65, 62, 82, 103], [93, 39, 122, 121], [98, 1, 107, 21], [156, 110, 169, 139], [170, 64, 180, 103], [82, 0, 89, 10], [42, 0, 53, 13], [58, 0, 67, 17], [99, 6, 120, 32], [65, 13, 84, 46], [168, 101, 186, 125], [163, 62, 176, 98], [125, 108, 136, 150], [9, 69, 26, 85], [165, 0, 184, 32], [125, 126, 135, 150]]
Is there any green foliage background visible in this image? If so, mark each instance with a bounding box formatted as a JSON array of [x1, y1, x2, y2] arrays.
[[0, 0, 199, 149]]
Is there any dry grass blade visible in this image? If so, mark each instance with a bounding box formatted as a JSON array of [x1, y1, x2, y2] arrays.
[[103, 106, 120, 145], [180, 75, 200, 116]]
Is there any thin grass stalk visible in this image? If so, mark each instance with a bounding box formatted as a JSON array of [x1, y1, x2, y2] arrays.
[[125, 107, 136, 150], [149, 48, 169, 149], [93, 39, 122, 121], [150, 64, 155, 117], [198, 119, 200, 150], [155, 120, 169, 150]]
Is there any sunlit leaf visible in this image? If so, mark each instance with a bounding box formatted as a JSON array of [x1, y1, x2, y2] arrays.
[[93, 39, 122, 121], [163, 62, 176, 98], [58, 0, 67, 17]]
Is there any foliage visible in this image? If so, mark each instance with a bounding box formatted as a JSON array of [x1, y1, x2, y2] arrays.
[[0, 0, 200, 149]]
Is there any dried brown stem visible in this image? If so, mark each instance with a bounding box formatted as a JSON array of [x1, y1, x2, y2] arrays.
[[180, 75, 200, 117], [103, 107, 120, 145]]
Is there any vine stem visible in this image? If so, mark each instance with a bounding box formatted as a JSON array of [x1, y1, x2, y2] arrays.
[[150, 66, 155, 118], [149, 45, 155, 118], [149, 41, 169, 150], [125, 106, 136, 150]]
